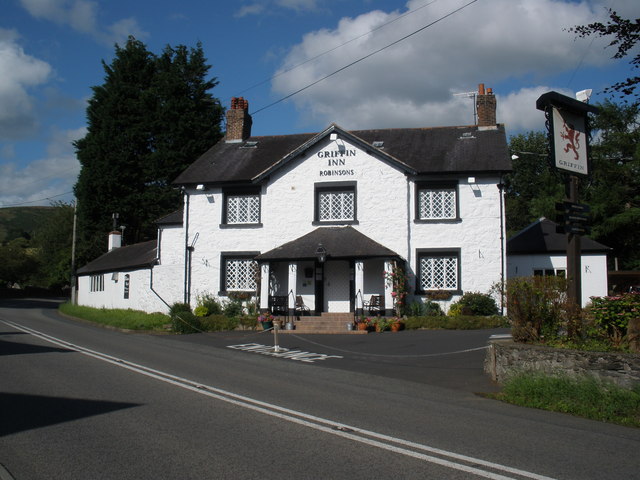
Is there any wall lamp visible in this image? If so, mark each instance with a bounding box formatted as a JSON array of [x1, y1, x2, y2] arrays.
[[315, 243, 327, 263]]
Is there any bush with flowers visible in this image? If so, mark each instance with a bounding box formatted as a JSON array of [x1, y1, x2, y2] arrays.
[[258, 312, 275, 324], [384, 263, 409, 317]]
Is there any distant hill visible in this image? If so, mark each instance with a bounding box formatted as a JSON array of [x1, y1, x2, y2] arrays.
[[0, 207, 55, 243]]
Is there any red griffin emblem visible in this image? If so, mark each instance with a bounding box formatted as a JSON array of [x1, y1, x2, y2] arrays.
[[560, 121, 581, 160]]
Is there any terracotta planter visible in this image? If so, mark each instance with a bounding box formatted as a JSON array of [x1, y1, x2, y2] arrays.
[[357, 322, 368, 331], [390, 322, 401, 332]]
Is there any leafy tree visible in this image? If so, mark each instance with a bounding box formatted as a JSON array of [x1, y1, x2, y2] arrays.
[[0, 237, 39, 286], [570, 10, 640, 98], [31, 202, 75, 289], [585, 100, 640, 270], [74, 37, 223, 265], [505, 131, 564, 237]]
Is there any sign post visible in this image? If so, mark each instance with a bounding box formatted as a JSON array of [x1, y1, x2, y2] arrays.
[[536, 92, 599, 310]]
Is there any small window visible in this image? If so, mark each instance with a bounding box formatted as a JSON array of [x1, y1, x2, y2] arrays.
[[534, 268, 565, 277], [314, 182, 357, 224], [416, 183, 458, 221], [221, 253, 259, 293], [223, 188, 261, 225], [416, 250, 460, 293], [90, 274, 104, 292]]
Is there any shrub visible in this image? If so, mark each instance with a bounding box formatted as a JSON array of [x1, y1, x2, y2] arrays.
[[223, 298, 243, 317], [407, 300, 444, 317], [194, 305, 209, 317], [587, 292, 640, 344], [171, 310, 201, 334], [449, 291, 499, 316], [403, 315, 506, 330], [506, 276, 569, 342], [199, 314, 240, 331], [169, 302, 191, 317], [196, 293, 222, 315]]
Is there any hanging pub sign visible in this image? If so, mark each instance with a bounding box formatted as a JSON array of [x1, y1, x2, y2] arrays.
[[536, 91, 599, 177], [552, 107, 588, 175]]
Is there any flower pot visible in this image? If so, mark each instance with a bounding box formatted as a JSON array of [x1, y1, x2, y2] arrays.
[[357, 323, 368, 331], [390, 322, 401, 332], [261, 321, 273, 331]]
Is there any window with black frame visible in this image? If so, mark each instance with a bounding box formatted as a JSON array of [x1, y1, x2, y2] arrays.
[[314, 182, 357, 224], [416, 249, 460, 293], [415, 182, 458, 222], [222, 188, 261, 226]]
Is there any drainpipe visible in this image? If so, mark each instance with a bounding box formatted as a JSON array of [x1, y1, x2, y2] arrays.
[[183, 188, 190, 305], [497, 179, 505, 316], [150, 266, 172, 311]]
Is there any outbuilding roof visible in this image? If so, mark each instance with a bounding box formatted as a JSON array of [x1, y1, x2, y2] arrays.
[[255, 226, 400, 261], [76, 240, 158, 275], [173, 123, 510, 187], [507, 218, 611, 255]]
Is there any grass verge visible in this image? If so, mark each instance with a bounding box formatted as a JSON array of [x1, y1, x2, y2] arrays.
[[59, 302, 170, 331], [489, 373, 640, 428]]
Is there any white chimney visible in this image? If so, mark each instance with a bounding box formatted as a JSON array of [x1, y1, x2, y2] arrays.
[[108, 231, 122, 250]]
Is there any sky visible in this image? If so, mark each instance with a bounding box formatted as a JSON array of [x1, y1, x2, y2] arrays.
[[1, 0, 638, 208]]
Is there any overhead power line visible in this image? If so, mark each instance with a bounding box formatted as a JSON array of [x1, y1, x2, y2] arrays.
[[0, 191, 74, 208], [251, 0, 479, 116], [238, 0, 440, 95]]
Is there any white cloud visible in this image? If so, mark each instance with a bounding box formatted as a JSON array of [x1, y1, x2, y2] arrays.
[[0, 127, 84, 207], [271, 0, 617, 134], [0, 29, 52, 140], [19, 0, 148, 46]]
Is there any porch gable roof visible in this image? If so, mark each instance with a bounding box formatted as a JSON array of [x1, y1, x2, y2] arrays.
[[255, 226, 400, 261]]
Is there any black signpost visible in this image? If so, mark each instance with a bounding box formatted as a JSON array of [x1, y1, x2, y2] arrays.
[[536, 92, 599, 310]]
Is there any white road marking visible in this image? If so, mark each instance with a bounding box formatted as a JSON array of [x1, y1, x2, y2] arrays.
[[3, 320, 556, 480], [227, 342, 343, 362]]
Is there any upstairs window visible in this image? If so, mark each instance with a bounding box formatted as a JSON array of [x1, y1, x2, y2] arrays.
[[416, 183, 458, 221], [315, 182, 357, 224], [223, 188, 261, 226]]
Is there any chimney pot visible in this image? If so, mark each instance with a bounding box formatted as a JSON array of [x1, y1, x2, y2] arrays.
[[476, 84, 497, 129]]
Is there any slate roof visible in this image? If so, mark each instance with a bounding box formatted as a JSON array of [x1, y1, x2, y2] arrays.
[[507, 218, 611, 255], [156, 209, 183, 226], [255, 226, 400, 261], [173, 123, 510, 186], [76, 240, 158, 275]]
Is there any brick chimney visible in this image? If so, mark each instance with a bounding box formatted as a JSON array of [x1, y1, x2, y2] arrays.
[[476, 83, 497, 129], [225, 97, 252, 143]]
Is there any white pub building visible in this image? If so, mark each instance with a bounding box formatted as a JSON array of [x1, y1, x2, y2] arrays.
[[77, 85, 511, 321]]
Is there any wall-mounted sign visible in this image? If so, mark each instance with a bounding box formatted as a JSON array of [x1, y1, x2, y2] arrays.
[[552, 107, 588, 175], [317, 148, 357, 177]]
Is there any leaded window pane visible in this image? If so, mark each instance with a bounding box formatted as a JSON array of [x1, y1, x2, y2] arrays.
[[418, 188, 456, 219], [227, 194, 260, 224], [319, 191, 354, 221], [419, 256, 458, 290], [225, 259, 258, 291]]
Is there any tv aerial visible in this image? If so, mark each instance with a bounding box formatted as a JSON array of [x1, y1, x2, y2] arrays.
[[453, 90, 477, 125]]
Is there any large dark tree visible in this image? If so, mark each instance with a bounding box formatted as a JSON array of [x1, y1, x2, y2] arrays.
[[505, 131, 564, 237], [585, 100, 640, 270], [74, 37, 223, 265], [570, 10, 640, 98]]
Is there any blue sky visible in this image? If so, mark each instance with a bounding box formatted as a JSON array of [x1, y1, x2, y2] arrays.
[[0, 0, 637, 207]]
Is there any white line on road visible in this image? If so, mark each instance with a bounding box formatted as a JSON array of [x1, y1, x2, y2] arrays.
[[3, 320, 556, 480]]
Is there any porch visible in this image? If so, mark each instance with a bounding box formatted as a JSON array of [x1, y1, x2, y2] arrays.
[[255, 227, 402, 319]]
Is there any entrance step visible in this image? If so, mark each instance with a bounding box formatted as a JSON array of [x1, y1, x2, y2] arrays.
[[280, 313, 366, 334]]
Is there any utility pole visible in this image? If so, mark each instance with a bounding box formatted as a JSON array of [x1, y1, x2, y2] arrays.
[[70, 200, 78, 305]]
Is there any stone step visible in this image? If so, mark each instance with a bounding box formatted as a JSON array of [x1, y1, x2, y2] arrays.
[[279, 314, 366, 334]]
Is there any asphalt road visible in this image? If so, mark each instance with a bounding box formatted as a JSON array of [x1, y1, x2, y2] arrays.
[[1, 298, 639, 479]]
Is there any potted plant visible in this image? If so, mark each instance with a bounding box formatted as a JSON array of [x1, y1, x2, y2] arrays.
[[389, 317, 403, 332], [257, 312, 274, 330], [374, 317, 391, 332]]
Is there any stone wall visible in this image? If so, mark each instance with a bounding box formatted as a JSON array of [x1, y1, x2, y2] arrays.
[[485, 339, 640, 389]]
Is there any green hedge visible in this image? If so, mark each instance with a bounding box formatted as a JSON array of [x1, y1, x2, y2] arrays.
[[403, 315, 508, 330]]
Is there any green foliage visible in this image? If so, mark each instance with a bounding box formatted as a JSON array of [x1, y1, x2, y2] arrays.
[[403, 315, 507, 330], [506, 276, 569, 342], [0, 238, 39, 286], [194, 305, 209, 317], [171, 310, 201, 334], [588, 293, 640, 340], [494, 373, 640, 428], [199, 314, 240, 332], [570, 10, 640, 98], [169, 302, 191, 316], [407, 300, 444, 317], [0, 206, 54, 244], [59, 303, 169, 330], [222, 298, 243, 318], [74, 37, 223, 265], [449, 292, 499, 316], [196, 292, 222, 315]]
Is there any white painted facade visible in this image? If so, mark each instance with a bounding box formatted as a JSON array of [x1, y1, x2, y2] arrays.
[[507, 253, 608, 307]]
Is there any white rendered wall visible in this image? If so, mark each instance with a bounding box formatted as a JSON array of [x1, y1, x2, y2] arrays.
[[507, 253, 608, 307]]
